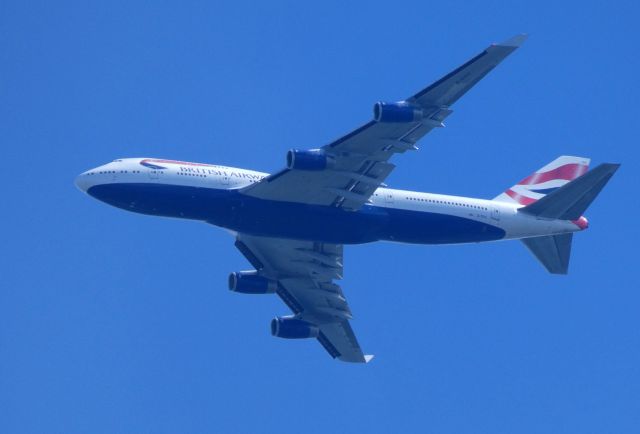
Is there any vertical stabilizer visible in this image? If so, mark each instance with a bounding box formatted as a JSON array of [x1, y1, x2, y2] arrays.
[[494, 156, 590, 206]]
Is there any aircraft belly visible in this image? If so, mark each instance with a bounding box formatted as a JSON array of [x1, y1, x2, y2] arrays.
[[382, 207, 506, 244], [86, 183, 230, 220], [87, 183, 505, 244], [222, 196, 388, 244]]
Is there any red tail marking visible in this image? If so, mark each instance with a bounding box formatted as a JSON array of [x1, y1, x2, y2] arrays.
[[518, 163, 588, 186], [505, 189, 537, 205]]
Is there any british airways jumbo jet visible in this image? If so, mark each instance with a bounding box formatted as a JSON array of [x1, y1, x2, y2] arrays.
[[76, 35, 618, 363]]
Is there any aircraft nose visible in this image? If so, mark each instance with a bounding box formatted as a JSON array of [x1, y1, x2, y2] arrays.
[[75, 171, 91, 192]]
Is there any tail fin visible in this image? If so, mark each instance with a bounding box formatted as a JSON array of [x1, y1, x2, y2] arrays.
[[519, 162, 620, 274], [494, 156, 590, 206]]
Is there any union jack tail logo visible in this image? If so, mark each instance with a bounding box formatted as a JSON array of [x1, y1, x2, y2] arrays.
[[493, 156, 590, 206]]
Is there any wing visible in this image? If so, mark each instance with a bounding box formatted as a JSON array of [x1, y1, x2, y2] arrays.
[[242, 34, 527, 210], [234, 233, 373, 363]]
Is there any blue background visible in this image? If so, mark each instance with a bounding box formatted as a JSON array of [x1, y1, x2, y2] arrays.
[[2, 1, 638, 433]]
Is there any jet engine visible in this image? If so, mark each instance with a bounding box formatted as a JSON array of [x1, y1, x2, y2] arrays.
[[286, 149, 334, 171], [228, 271, 276, 294], [270, 316, 319, 339], [373, 101, 423, 123]]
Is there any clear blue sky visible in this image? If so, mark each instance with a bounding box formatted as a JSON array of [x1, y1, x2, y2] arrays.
[[2, 1, 639, 433]]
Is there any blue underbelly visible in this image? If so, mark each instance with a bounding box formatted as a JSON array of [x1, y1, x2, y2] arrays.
[[87, 183, 505, 244], [384, 207, 505, 244]]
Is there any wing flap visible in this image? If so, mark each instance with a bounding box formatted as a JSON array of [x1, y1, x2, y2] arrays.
[[234, 234, 372, 363], [317, 320, 371, 363], [241, 35, 526, 211]]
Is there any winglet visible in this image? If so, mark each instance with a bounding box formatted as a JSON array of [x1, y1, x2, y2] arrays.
[[364, 354, 375, 363], [498, 33, 528, 47]]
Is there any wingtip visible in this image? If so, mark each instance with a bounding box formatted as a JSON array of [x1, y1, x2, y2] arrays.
[[364, 354, 375, 363], [498, 33, 528, 47]]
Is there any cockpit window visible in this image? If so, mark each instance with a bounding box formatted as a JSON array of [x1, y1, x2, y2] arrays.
[[113, 159, 123, 162]]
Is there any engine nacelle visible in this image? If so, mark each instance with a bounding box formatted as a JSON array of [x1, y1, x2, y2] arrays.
[[228, 271, 276, 294], [270, 316, 319, 339], [286, 149, 333, 171], [373, 101, 423, 123]]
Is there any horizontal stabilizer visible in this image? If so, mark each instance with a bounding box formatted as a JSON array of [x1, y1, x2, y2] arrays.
[[519, 163, 620, 220], [522, 234, 573, 274]]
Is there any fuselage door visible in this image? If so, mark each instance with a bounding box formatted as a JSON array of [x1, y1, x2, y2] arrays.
[[491, 207, 500, 221], [384, 191, 394, 205]]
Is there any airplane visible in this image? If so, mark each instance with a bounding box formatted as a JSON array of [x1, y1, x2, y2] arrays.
[[75, 34, 619, 363]]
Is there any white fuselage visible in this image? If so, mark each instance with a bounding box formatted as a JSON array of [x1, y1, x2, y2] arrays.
[[75, 158, 585, 245]]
